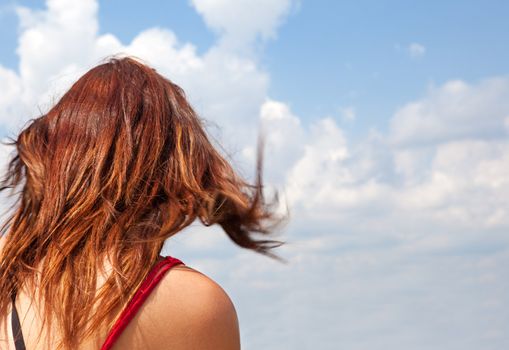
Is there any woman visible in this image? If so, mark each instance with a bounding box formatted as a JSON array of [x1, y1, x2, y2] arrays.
[[0, 56, 286, 349]]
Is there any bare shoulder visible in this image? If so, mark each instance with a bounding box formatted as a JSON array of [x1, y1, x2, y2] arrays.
[[0, 235, 6, 255], [148, 264, 241, 350]]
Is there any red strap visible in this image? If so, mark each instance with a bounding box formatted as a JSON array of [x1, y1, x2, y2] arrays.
[[101, 256, 184, 350]]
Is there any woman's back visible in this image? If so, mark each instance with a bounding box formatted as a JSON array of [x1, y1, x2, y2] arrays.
[[0, 236, 240, 349]]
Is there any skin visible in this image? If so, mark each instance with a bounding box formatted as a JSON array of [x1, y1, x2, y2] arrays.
[[0, 235, 241, 350]]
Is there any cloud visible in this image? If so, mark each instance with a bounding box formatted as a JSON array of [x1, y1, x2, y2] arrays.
[[190, 0, 298, 54], [339, 105, 356, 121], [256, 99, 305, 184], [15, 0, 99, 103], [243, 76, 509, 348], [267, 76, 509, 235], [390, 77, 509, 147], [0, 65, 23, 131], [223, 76, 509, 348], [408, 42, 426, 58], [394, 42, 425, 59]]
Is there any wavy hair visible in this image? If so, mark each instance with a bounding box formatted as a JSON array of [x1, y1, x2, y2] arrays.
[[0, 56, 287, 349]]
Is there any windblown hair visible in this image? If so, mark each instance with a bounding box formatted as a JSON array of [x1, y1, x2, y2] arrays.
[[0, 56, 287, 349]]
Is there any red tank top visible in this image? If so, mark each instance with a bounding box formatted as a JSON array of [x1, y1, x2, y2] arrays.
[[10, 255, 184, 350], [100, 255, 185, 350]]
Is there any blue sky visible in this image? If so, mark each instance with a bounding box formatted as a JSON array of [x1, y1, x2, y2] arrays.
[[0, 1, 508, 349]]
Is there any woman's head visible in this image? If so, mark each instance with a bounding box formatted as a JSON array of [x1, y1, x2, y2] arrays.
[[0, 56, 287, 349]]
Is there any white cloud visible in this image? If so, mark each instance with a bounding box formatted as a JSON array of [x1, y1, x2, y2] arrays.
[[408, 42, 426, 58], [222, 76, 509, 348], [390, 76, 509, 146], [16, 0, 99, 101], [0, 66, 24, 131], [243, 99, 305, 185], [504, 115, 509, 132], [339, 105, 356, 121], [190, 0, 297, 54], [271, 76, 509, 233]]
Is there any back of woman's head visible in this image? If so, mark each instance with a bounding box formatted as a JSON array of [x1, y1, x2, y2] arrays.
[[0, 56, 287, 349]]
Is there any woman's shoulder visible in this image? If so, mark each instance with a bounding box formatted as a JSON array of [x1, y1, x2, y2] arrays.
[[156, 262, 234, 309], [138, 261, 241, 349], [157, 262, 240, 330], [0, 235, 6, 255]]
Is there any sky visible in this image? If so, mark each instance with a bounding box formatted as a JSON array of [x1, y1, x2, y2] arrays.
[[0, 0, 508, 349]]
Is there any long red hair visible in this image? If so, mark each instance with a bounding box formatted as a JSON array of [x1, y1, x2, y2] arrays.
[[0, 56, 287, 349]]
